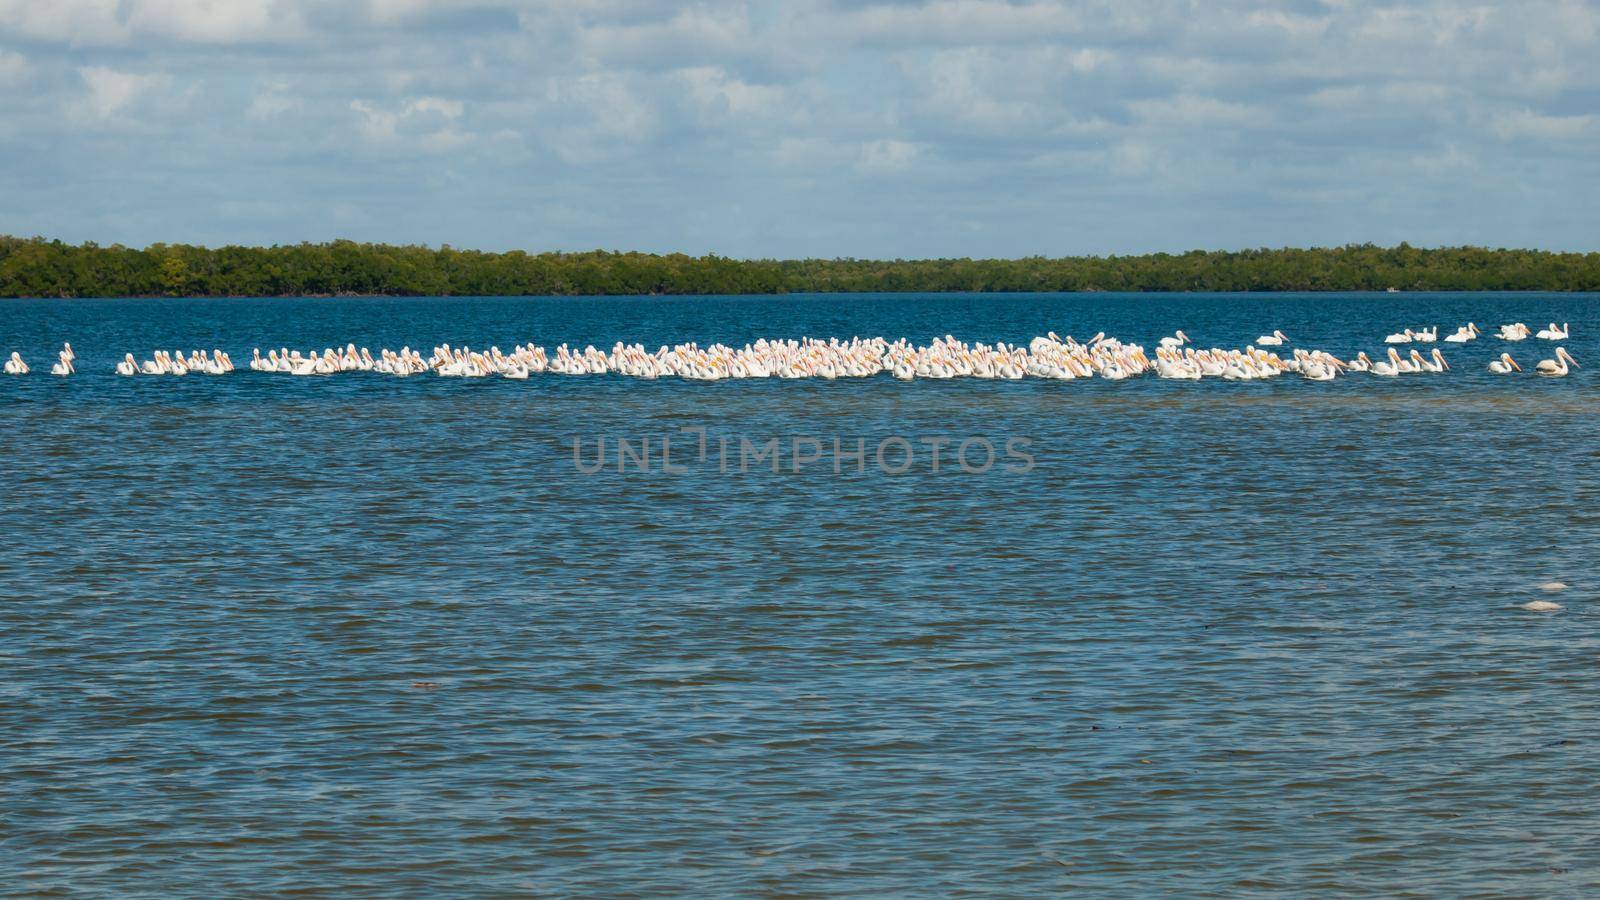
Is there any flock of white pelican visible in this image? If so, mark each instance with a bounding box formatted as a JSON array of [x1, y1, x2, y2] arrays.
[[0, 322, 1582, 381]]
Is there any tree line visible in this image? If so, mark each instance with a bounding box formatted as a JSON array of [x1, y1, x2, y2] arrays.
[[2, 236, 1598, 297]]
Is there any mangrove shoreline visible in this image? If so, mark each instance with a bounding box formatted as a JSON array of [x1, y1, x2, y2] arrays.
[[3, 236, 1599, 297]]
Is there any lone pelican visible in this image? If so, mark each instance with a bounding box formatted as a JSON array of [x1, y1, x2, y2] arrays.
[[1256, 330, 1288, 346], [1158, 330, 1190, 349]]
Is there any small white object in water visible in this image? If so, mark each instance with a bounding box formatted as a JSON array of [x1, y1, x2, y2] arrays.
[[1523, 600, 1563, 612], [1540, 581, 1569, 592]]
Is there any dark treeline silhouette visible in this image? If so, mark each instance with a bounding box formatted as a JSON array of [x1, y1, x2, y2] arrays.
[[3, 236, 1598, 297]]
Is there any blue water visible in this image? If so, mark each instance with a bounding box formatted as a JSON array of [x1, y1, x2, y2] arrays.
[[4, 293, 1599, 894]]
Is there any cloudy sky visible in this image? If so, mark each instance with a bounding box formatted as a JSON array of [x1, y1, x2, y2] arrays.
[[1, 0, 1596, 257]]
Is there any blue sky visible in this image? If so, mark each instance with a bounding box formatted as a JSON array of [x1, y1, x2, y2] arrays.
[[2, 0, 1597, 258]]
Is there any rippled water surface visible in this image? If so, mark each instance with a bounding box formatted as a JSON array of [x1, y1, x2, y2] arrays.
[[5, 293, 1600, 895]]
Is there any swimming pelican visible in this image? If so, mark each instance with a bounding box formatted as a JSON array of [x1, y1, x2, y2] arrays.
[[1415, 348, 1448, 373], [1487, 353, 1521, 374], [1443, 323, 1478, 343], [1158, 330, 1190, 349], [1535, 347, 1578, 377], [1384, 329, 1415, 344], [1370, 348, 1402, 377], [116, 353, 138, 376], [1256, 330, 1287, 346], [1497, 323, 1530, 341], [50, 348, 75, 376], [1536, 323, 1570, 340], [1300, 354, 1343, 381], [3, 352, 27, 375]]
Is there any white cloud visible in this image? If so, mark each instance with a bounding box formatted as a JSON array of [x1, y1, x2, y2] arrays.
[[407, 96, 464, 118], [680, 67, 786, 119], [1493, 109, 1595, 141], [1410, 143, 1478, 177], [857, 138, 923, 174], [77, 66, 172, 119], [0, 1, 123, 44], [540, 73, 660, 164], [350, 99, 400, 141], [0, 0, 303, 44], [1108, 139, 1160, 177], [811, 0, 1094, 47], [0, 49, 28, 85], [578, 6, 752, 66], [1129, 95, 1263, 129], [248, 79, 297, 119], [125, 0, 301, 44], [347, 95, 471, 153], [772, 136, 855, 169]]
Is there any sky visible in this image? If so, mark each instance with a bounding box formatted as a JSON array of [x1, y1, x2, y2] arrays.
[[1, 0, 1597, 258]]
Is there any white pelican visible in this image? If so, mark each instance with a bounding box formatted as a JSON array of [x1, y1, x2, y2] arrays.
[[1536, 323, 1570, 340], [1413, 326, 1437, 343], [116, 353, 138, 376], [1158, 330, 1190, 349], [1370, 348, 1402, 377], [1535, 347, 1578, 377], [1300, 356, 1342, 381], [1415, 348, 1448, 373], [50, 349, 75, 376], [1487, 353, 1521, 374], [1384, 329, 1415, 344], [1522, 600, 1563, 612], [1443, 323, 1478, 343], [1497, 323, 1530, 341], [1256, 330, 1287, 346], [3, 352, 27, 375]]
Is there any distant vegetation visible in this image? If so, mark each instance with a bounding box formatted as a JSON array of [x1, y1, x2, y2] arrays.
[[2, 235, 1598, 297]]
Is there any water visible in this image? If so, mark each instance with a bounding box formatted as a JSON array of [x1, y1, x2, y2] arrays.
[[4, 292, 1598, 894]]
